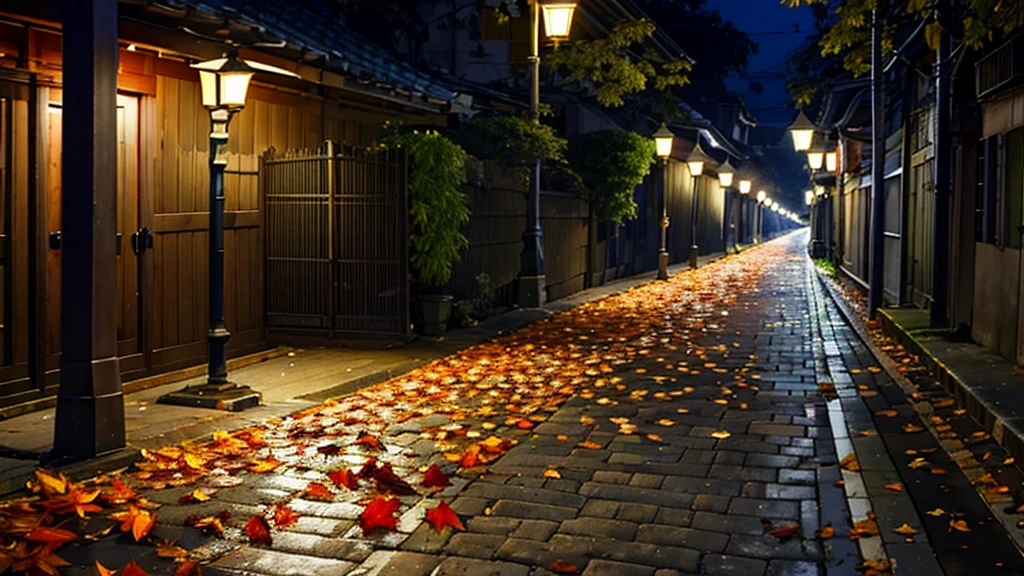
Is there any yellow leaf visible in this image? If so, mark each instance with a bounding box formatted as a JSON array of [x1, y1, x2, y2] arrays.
[[96, 561, 116, 576], [949, 519, 971, 533], [884, 484, 902, 492], [926, 508, 946, 517], [819, 525, 835, 539], [710, 430, 731, 439], [656, 419, 675, 427], [894, 523, 917, 535], [543, 468, 562, 479], [839, 453, 860, 472]]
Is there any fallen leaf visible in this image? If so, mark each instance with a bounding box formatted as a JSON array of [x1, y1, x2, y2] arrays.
[[175, 561, 201, 576], [425, 500, 465, 533], [302, 482, 334, 501], [155, 540, 188, 560], [902, 423, 924, 433], [926, 508, 946, 517], [543, 468, 562, 479], [645, 433, 665, 443], [354, 433, 385, 451], [768, 524, 800, 540], [577, 441, 603, 450], [372, 462, 417, 496], [272, 504, 300, 529], [855, 559, 892, 574], [328, 469, 359, 490], [359, 497, 401, 533], [96, 560, 116, 576], [894, 523, 918, 535], [820, 525, 835, 539], [246, 515, 273, 545], [122, 560, 151, 576], [949, 519, 971, 533], [839, 453, 861, 472], [178, 488, 212, 505], [24, 527, 77, 547], [884, 484, 902, 492], [186, 510, 230, 537], [422, 464, 452, 489], [850, 518, 880, 539], [656, 419, 675, 427], [710, 430, 731, 439], [549, 560, 580, 574]]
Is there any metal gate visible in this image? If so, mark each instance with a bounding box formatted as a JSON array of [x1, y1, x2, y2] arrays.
[[262, 142, 409, 338]]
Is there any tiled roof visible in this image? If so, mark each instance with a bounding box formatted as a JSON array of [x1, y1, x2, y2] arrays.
[[139, 0, 457, 104]]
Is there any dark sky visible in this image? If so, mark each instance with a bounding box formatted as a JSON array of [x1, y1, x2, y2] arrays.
[[705, 0, 817, 127]]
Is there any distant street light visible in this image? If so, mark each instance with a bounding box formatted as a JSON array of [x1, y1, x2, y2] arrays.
[[805, 190, 814, 205], [159, 52, 297, 411], [653, 123, 674, 280], [737, 179, 751, 246], [807, 140, 825, 171], [717, 158, 736, 252], [787, 109, 816, 152], [687, 141, 714, 270], [826, 149, 838, 173]]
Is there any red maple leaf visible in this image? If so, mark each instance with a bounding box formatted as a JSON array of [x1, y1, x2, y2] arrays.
[[424, 501, 464, 533], [358, 497, 401, 533], [768, 523, 801, 540], [271, 504, 300, 529], [354, 433, 385, 451], [245, 515, 273, 545], [302, 482, 334, 501], [24, 527, 77, 547], [422, 464, 451, 489], [372, 463, 417, 496], [121, 560, 151, 576], [356, 457, 379, 478], [175, 561, 201, 576], [328, 469, 359, 490], [103, 477, 138, 505]]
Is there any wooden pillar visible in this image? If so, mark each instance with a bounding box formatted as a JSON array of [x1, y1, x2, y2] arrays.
[[52, 0, 124, 460]]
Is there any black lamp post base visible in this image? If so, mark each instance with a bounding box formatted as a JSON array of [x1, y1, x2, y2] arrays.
[[517, 275, 546, 308], [156, 381, 261, 411], [657, 252, 669, 280], [689, 246, 699, 270]]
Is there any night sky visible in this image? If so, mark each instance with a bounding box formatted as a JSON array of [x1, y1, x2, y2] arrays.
[[706, 0, 817, 127]]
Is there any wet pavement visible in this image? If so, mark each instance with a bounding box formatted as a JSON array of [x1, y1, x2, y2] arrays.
[[13, 231, 1024, 576]]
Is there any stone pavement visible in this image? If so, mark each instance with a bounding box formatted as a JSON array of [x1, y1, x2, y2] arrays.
[[26, 232, 1024, 576]]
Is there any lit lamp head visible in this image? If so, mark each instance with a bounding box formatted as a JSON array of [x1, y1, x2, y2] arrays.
[[826, 150, 838, 172], [806, 140, 825, 171], [757, 190, 767, 204], [805, 190, 814, 205], [193, 53, 256, 111], [687, 140, 714, 177], [739, 180, 752, 194], [771, 201, 780, 212], [717, 158, 735, 188], [787, 108, 816, 152], [652, 122, 675, 160], [540, 1, 577, 41], [815, 185, 825, 197]]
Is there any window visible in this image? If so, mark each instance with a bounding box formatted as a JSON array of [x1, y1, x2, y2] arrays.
[[976, 135, 1000, 244], [1006, 128, 1024, 249]]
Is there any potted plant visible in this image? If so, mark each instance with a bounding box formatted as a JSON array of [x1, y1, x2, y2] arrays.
[[382, 126, 470, 335]]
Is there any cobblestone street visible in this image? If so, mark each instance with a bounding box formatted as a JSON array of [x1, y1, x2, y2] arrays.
[[22, 232, 1024, 576]]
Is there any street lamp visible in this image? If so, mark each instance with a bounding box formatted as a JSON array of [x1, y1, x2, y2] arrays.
[[653, 123, 674, 280], [755, 191, 767, 243], [805, 190, 814, 205], [687, 140, 714, 270], [738, 179, 751, 246], [787, 109, 816, 152], [159, 52, 297, 411], [717, 158, 735, 252], [807, 140, 825, 171], [519, 0, 577, 307], [826, 149, 838, 173]]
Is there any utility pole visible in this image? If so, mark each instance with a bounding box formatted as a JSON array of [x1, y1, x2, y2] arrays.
[[868, 6, 886, 318], [931, 0, 951, 328]]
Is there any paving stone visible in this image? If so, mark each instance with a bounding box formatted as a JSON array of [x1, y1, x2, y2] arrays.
[[511, 519, 559, 541], [592, 471, 632, 485], [579, 482, 695, 508], [615, 502, 659, 523], [691, 511, 766, 535], [778, 469, 816, 485], [628, 473, 664, 489], [745, 454, 802, 468], [765, 484, 816, 500], [727, 498, 801, 520], [580, 499, 620, 518], [463, 482, 587, 508], [702, 554, 767, 576], [652, 507, 694, 527], [560, 517, 638, 540], [749, 423, 806, 437], [209, 548, 356, 576], [400, 523, 454, 554], [581, 559, 656, 576], [432, 557, 530, 576], [725, 535, 824, 561], [635, 524, 729, 552], [766, 559, 821, 576], [443, 533, 507, 559], [270, 531, 374, 561], [353, 550, 441, 576], [692, 494, 731, 513], [490, 500, 578, 522]]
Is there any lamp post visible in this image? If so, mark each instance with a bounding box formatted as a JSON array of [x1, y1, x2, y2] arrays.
[[717, 158, 735, 253], [158, 53, 297, 411], [653, 123, 675, 280], [518, 0, 577, 307], [687, 141, 714, 270], [738, 179, 751, 247], [787, 109, 816, 152], [756, 190, 767, 243]]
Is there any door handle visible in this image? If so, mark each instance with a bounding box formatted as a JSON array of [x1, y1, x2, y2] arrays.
[[131, 227, 153, 255]]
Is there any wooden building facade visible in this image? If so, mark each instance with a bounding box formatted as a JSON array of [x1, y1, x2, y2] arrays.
[[0, 3, 449, 408]]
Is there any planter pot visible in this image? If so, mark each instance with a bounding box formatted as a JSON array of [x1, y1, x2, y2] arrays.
[[415, 294, 453, 336]]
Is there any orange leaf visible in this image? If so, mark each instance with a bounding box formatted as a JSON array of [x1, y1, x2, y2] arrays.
[[155, 540, 188, 560], [358, 497, 401, 533], [328, 469, 359, 490], [422, 464, 451, 489], [245, 515, 273, 545], [884, 484, 902, 492], [25, 527, 77, 546], [31, 469, 68, 495], [820, 525, 835, 539], [133, 509, 157, 542], [186, 512, 228, 537], [549, 560, 579, 574], [354, 433, 385, 451], [178, 489, 212, 505], [104, 477, 138, 504], [768, 524, 800, 540], [122, 560, 151, 576], [424, 500, 465, 533], [272, 504, 300, 529], [949, 519, 971, 533], [577, 441, 602, 450], [96, 560, 116, 576], [516, 419, 535, 430], [175, 561, 201, 576], [543, 468, 562, 479], [247, 459, 283, 474], [302, 482, 334, 501]]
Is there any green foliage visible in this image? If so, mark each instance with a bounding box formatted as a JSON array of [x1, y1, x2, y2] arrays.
[[568, 130, 657, 224], [545, 19, 691, 107], [453, 116, 567, 170], [454, 273, 499, 326], [814, 257, 837, 278], [381, 126, 470, 288]]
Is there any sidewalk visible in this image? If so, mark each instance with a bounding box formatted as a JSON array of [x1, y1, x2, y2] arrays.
[[0, 253, 725, 494]]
